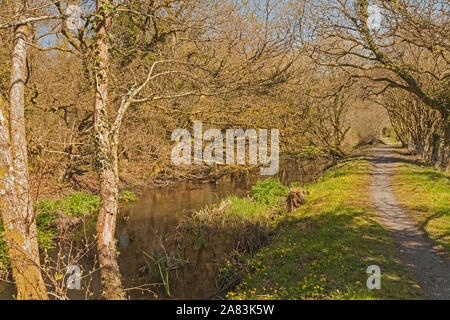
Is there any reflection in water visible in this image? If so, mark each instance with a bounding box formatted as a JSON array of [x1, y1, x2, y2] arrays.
[[119, 228, 130, 249], [0, 281, 14, 300]]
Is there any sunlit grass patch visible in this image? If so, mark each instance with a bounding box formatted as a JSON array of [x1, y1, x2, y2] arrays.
[[38, 192, 100, 218], [177, 177, 290, 252], [382, 136, 402, 147], [224, 157, 423, 300], [250, 178, 289, 207], [177, 195, 279, 256], [392, 163, 450, 254]]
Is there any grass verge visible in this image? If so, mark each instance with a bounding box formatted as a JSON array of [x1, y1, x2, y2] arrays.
[[221, 156, 424, 299], [391, 161, 450, 254]]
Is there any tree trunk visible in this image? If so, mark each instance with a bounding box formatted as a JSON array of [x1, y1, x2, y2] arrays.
[[0, 22, 48, 299], [438, 122, 450, 171], [93, 0, 125, 300]]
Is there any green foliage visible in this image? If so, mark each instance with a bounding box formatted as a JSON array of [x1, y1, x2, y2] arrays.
[[143, 247, 185, 298], [38, 192, 101, 244], [300, 145, 322, 158], [38, 192, 100, 217], [177, 195, 279, 279], [218, 258, 239, 288], [250, 178, 288, 207], [183, 196, 274, 231], [35, 212, 57, 249], [119, 190, 138, 203], [0, 220, 8, 274], [227, 197, 273, 221]]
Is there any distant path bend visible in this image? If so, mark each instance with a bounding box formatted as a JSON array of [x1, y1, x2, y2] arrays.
[[369, 144, 450, 300]]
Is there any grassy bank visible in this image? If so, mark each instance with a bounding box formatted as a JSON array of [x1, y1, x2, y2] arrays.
[[391, 159, 450, 255], [213, 155, 424, 299], [171, 179, 288, 297]]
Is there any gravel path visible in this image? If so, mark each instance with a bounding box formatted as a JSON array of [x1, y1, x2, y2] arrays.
[[369, 144, 450, 300]]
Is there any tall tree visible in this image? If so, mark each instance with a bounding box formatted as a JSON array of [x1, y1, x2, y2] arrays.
[[0, 0, 48, 299], [92, 0, 125, 300]]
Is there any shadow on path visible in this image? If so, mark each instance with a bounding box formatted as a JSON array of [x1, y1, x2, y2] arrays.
[[369, 144, 450, 300]]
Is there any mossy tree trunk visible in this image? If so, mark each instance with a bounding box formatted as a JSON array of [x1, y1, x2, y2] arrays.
[[0, 15, 48, 299], [93, 0, 125, 300]]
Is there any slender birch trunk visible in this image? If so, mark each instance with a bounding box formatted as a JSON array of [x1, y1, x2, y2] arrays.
[[93, 0, 125, 299], [0, 19, 48, 299]]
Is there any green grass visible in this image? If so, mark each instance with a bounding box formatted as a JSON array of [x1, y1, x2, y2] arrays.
[[38, 192, 100, 217], [177, 195, 277, 254], [37, 192, 101, 245], [183, 197, 271, 228], [1, 189, 138, 263], [0, 192, 102, 272], [250, 178, 289, 207], [180, 178, 288, 237], [382, 134, 402, 147], [392, 163, 450, 254], [223, 156, 424, 300], [119, 190, 138, 203], [0, 221, 7, 276]]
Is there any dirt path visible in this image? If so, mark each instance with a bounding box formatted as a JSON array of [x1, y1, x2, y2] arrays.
[[369, 144, 450, 300]]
